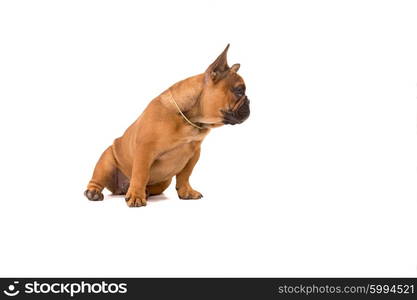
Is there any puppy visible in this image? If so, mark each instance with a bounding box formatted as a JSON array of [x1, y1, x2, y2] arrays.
[[85, 45, 250, 207]]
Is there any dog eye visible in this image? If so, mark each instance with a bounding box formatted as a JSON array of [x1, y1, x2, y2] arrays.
[[233, 87, 245, 98]]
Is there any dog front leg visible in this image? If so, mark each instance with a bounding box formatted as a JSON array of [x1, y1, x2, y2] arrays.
[[176, 145, 203, 199], [125, 148, 154, 207]]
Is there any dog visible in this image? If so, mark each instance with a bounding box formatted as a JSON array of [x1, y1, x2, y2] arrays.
[[84, 45, 250, 207]]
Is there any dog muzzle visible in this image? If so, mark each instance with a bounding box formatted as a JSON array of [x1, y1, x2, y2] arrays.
[[222, 97, 250, 125]]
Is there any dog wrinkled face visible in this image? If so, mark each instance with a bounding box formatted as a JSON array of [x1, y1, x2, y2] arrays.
[[199, 44, 250, 126], [221, 73, 250, 125]]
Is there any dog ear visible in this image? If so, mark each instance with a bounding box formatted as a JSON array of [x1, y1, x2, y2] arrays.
[[206, 44, 230, 83], [230, 63, 240, 73]]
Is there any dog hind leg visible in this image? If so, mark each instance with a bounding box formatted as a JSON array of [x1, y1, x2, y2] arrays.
[[110, 169, 130, 195], [85, 146, 119, 201]]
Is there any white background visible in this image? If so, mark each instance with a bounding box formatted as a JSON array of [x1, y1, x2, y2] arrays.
[[0, 0, 416, 277]]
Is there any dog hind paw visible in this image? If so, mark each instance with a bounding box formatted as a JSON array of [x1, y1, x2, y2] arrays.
[[84, 189, 104, 201]]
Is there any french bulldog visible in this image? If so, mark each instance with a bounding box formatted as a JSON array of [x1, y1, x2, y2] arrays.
[[84, 44, 250, 207]]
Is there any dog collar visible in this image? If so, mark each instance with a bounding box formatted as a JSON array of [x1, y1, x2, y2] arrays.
[[167, 89, 203, 130]]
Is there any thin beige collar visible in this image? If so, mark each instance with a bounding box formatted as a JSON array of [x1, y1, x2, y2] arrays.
[[167, 89, 203, 130]]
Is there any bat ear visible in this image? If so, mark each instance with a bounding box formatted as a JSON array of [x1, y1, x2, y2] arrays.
[[230, 63, 240, 73], [205, 44, 230, 83]]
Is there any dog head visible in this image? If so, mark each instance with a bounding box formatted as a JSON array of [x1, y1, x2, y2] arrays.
[[198, 45, 250, 126]]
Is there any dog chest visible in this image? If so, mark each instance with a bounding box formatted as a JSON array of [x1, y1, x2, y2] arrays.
[[149, 142, 198, 184]]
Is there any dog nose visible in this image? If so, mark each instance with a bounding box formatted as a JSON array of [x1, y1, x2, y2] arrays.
[[236, 98, 250, 122]]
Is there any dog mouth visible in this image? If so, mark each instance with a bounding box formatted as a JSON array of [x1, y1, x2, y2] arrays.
[[222, 97, 250, 125]]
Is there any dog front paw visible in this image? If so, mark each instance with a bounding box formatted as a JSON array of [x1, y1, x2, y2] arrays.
[[84, 189, 104, 201], [125, 188, 147, 207], [176, 186, 203, 200]]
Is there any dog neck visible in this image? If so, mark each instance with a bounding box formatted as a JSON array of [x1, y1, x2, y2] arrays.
[[163, 74, 205, 125]]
